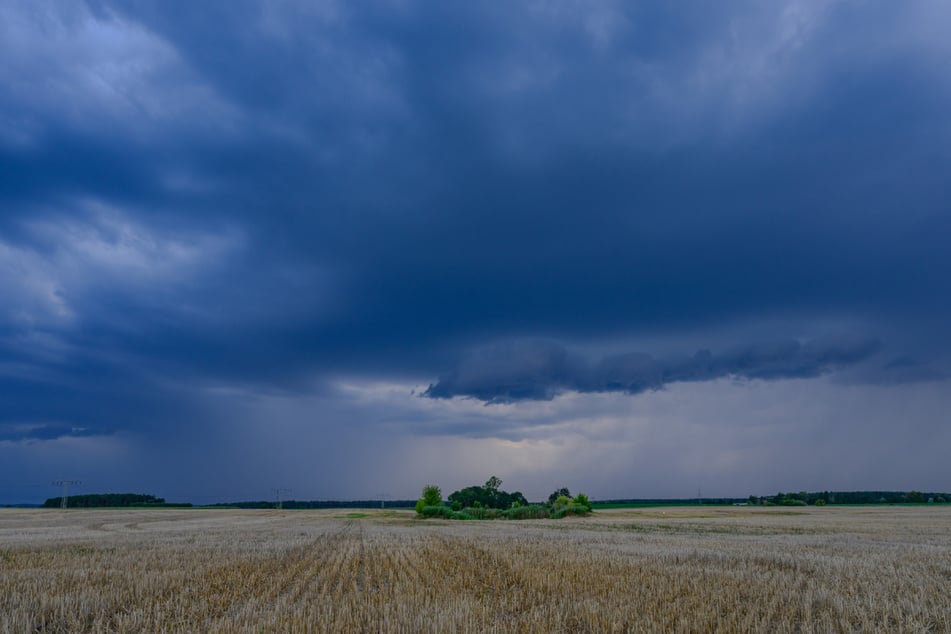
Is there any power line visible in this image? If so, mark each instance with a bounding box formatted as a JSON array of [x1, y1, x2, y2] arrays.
[[51, 480, 82, 509], [273, 488, 291, 510]]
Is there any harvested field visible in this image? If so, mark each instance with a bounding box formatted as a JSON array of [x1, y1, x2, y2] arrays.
[[1, 506, 949, 632]]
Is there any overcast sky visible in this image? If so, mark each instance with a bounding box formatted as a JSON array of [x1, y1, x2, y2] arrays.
[[2, 1, 949, 504]]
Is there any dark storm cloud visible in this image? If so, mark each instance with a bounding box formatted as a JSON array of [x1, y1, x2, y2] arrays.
[[423, 337, 883, 403], [0, 0, 949, 454]]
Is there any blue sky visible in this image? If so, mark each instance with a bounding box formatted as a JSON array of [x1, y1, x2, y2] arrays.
[[1, 1, 949, 504]]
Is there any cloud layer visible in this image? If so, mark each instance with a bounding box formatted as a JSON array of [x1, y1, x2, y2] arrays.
[[1, 1, 949, 501], [424, 338, 882, 403]]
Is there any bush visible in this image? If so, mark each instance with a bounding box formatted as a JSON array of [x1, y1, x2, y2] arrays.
[[503, 505, 549, 520], [551, 503, 592, 518], [779, 498, 808, 506], [464, 507, 502, 520], [815, 498, 827, 507], [418, 505, 453, 519], [573, 493, 592, 511]]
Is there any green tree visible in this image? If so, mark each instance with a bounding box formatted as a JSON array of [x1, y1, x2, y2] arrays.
[[421, 484, 442, 506], [448, 485, 491, 508], [448, 478, 527, 510], [415, 484, 442, 515], [548, 488, 571, 505]]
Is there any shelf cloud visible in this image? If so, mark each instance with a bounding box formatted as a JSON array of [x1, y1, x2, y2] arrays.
[[425, 338, 883, 403]]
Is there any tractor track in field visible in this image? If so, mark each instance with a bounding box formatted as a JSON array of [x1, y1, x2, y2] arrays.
[[219, 521, 359, 629], [190, 522, 349, 630]]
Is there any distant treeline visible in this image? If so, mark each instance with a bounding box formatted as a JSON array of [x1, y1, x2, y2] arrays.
[[37, 491, 950, 510], [595, 491, 951, 507], [757, 491, 949, 505], [595, 498, 744, 506], [207, 500, 418, 509], [42, 493, 192, 508]]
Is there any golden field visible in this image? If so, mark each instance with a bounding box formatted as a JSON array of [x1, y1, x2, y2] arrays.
[[1, 505, 949, 632]]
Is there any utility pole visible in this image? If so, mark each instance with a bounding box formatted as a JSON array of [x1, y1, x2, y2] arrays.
[[51, 480, 82, 509], [273, 488, 291, 510]]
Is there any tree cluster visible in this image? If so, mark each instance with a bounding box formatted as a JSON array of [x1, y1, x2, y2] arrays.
[[415, 477, 592, 520], [447, 476, 528, 510]]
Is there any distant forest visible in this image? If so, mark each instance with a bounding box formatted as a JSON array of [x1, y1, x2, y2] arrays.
[[208, 500, 418, 509], [42, 493, 191, 508], [757, 490, 949, 505], [35, 490, 950, 509], [599, 491, 949, 507]]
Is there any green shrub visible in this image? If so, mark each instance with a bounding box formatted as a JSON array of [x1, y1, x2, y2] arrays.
[[451, 511, 474, 520], [503, 505, 549, 520], [463, 507, 502, 520], [418, 505, 453, 519], [572, 493, 592, 511], [779, 498, 807, 506], [451, 501, 462, 512], [815, 498, 827, 507], [464, 506, 482, 519], [565, 503, 591, 516]]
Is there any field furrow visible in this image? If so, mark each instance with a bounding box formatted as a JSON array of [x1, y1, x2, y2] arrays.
[[2, 507, 950, 633]]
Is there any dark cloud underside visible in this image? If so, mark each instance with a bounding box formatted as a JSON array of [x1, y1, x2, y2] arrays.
[[424, 338, 882, 403]]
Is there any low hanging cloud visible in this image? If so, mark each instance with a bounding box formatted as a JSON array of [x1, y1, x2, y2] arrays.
[[424, 338, 883, 404], [0, 421, 100, 443]]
